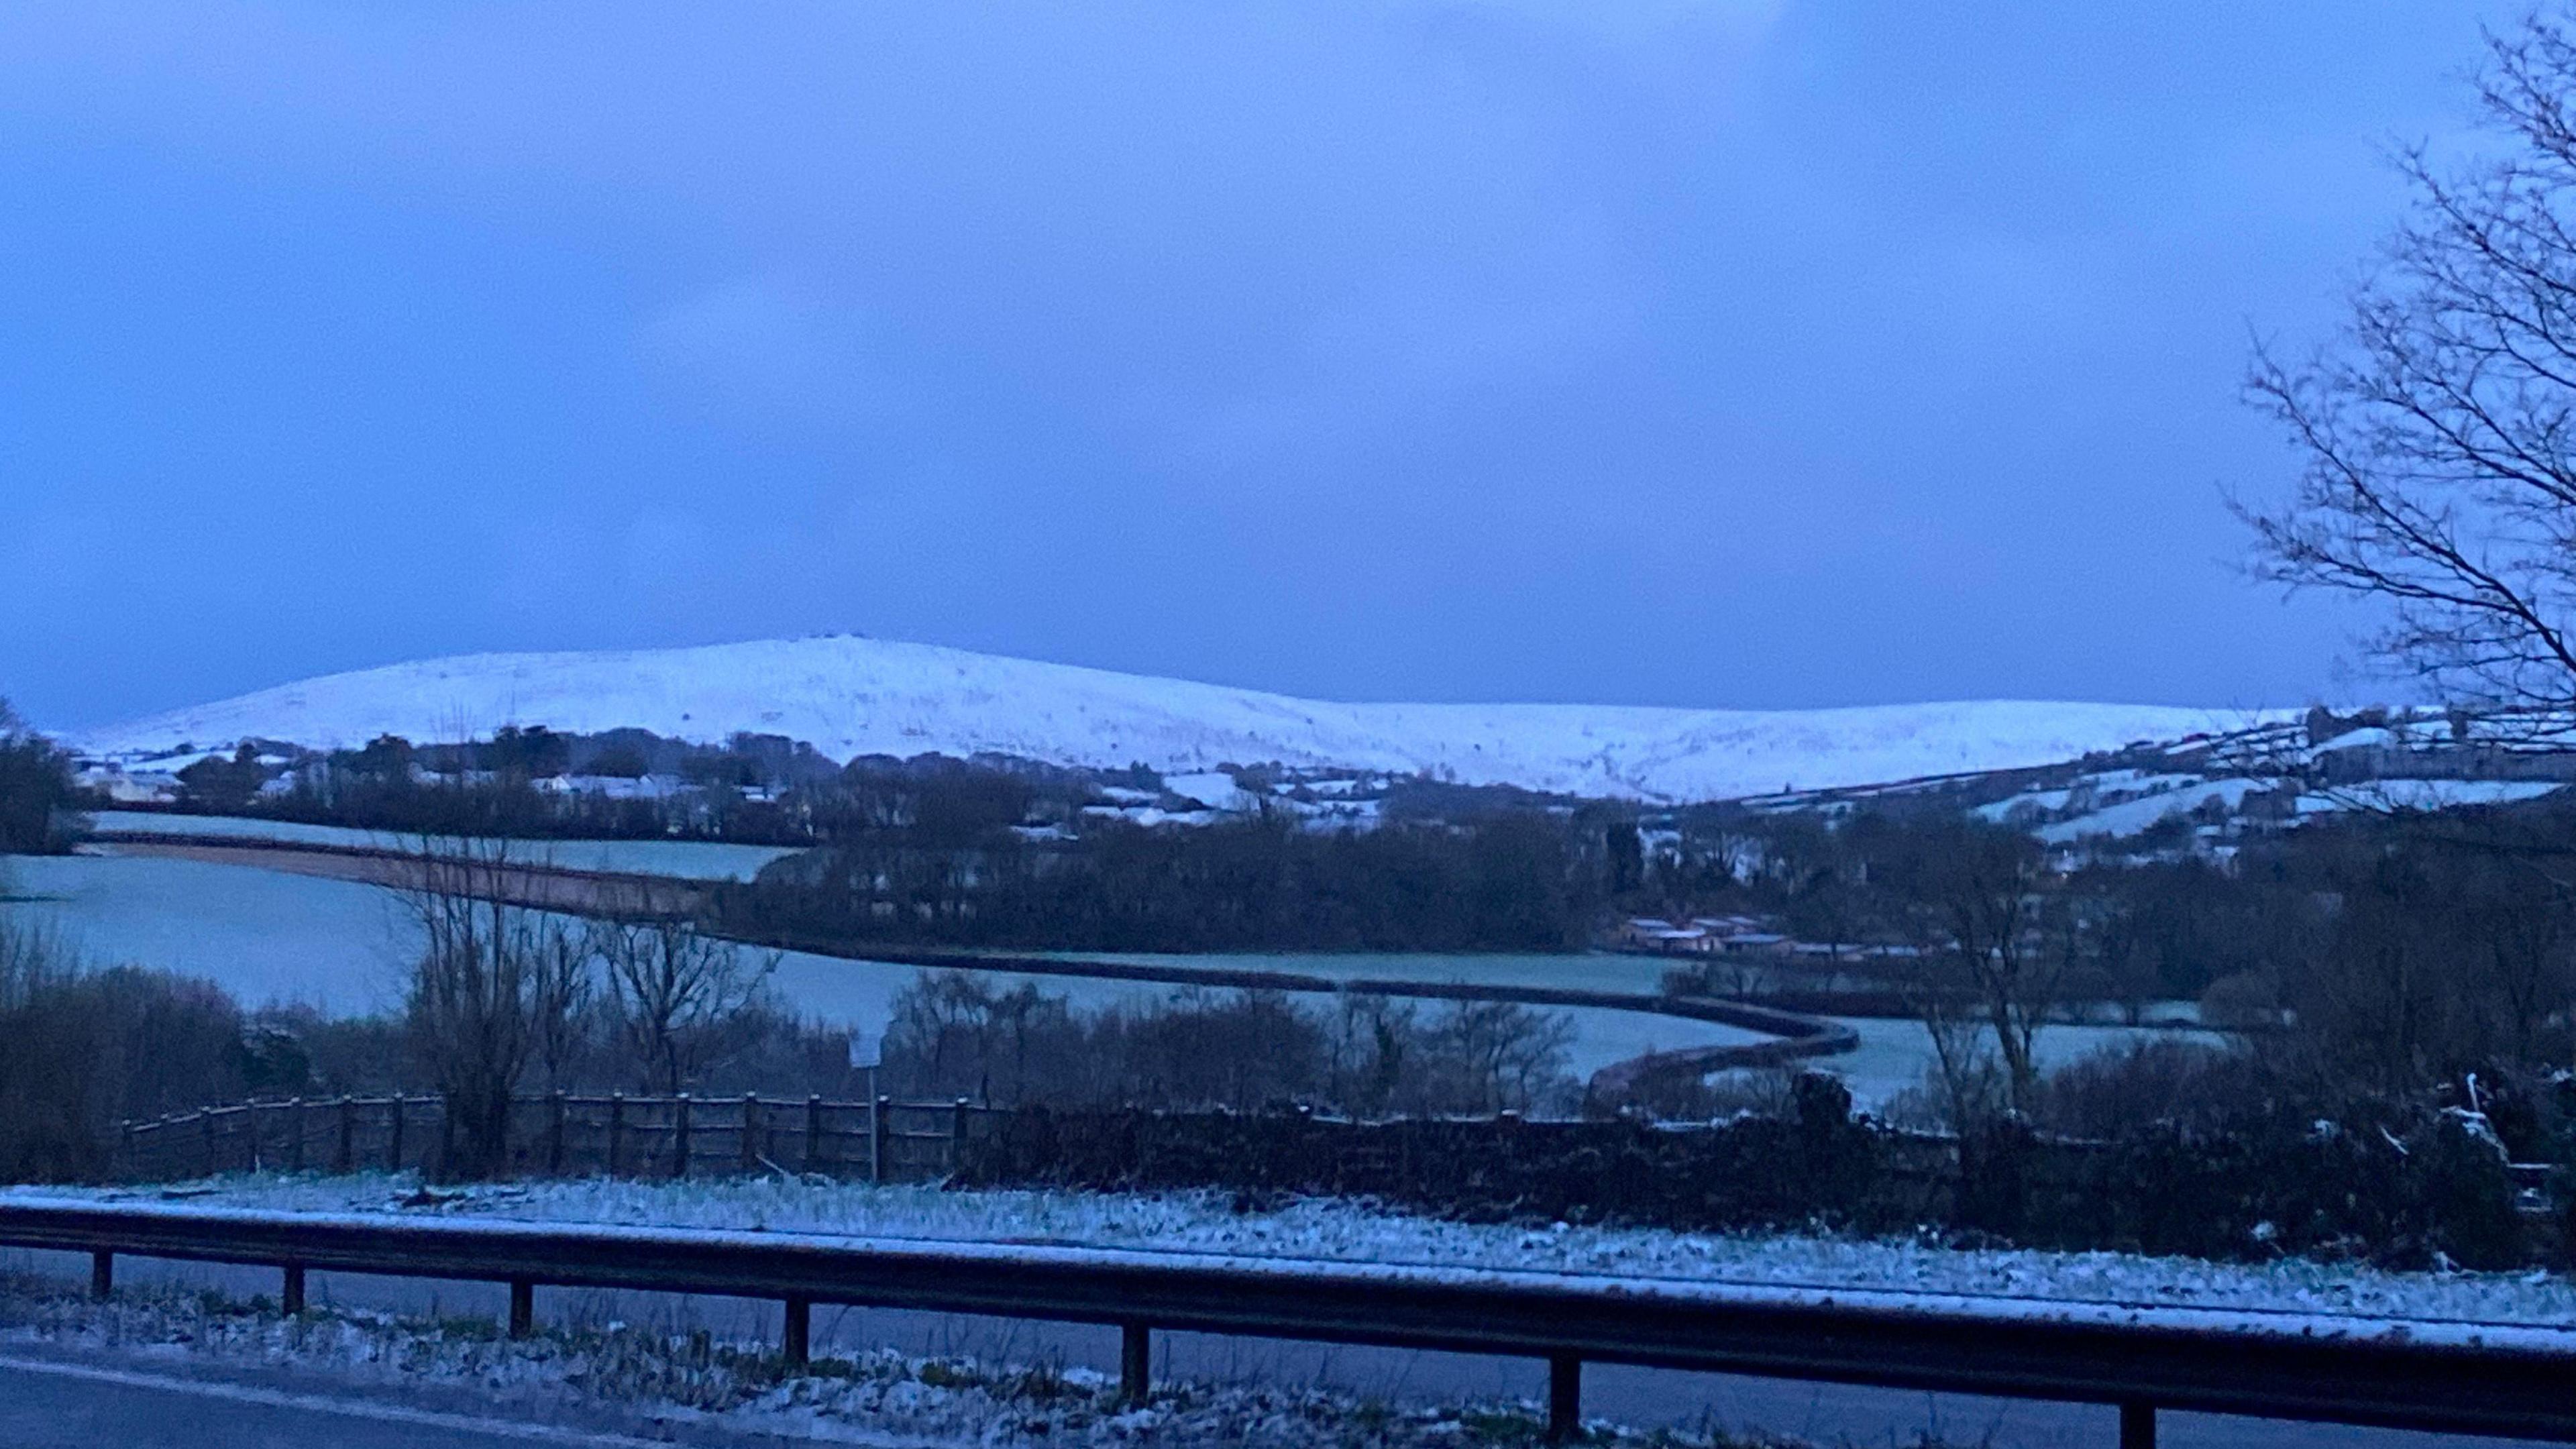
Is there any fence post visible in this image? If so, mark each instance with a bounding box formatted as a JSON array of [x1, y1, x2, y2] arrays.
[[90, 1250, 112, 1301], [871, 1095, 887, 1184], [674, 1093, 692, 1179], [804, 1094, 822, 1175], [248, 1102, 264, 1173], [289, 1097, 307, 1174], [2121, 1402, 2156, 1449], [548, 1091, 568, 1176], [607, 1093, 626, 1177], [782, 1296, 811, 1365], [1547, 1354, 1582, 1443], [508, 1280, 534, 1338], [1120, 1323, 1150, 1403], [741, 1093, 761, 1175], [388, 1093, 406, 1173], [335, 1096, 354, 1175], [117, 1119, 135, 1181], [281, 1264, 305, 1316], [200, 1110, 215, 1178], [951, 1097, 970, 1175]]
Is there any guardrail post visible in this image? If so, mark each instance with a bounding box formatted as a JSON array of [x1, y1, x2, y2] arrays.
[[281, 1264, 305, 1316], [674, 1093, 693, 1178], [804, 1093, 822, 1174], [388, 1093, 406, 1172], [741, 1093, 761, 1175], [782, 1296, 810, 1365], [871, 1095, 887, 1183], [951, 1097, 970, 1175], [89, 1250, 112, 1301], [1547, 1353, 1580, 1443], [548, 1091, 568, 1175], [2121, 1401, 2155, 1449], [1120, 1323, 1150, 1403], [335, 1095, 354, 1174], [607, 1093, 626, 1176], [508, 1279, 533, 1338]]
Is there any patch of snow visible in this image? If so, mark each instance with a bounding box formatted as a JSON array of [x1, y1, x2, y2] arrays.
[[2033, 779, 2271, 843], [1159, 771, 1255, 812], [2297, 780, 2566, 814]]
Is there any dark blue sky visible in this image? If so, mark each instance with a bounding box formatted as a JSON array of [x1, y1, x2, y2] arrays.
[[0, 3, 2520, 729]]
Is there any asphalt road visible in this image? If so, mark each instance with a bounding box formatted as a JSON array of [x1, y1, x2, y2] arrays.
[[0, 1356, 686, 1449], [0, 1251, 2540, 1449]]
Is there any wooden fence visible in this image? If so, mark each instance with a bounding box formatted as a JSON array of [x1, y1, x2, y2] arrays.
[[117, 1091, 994, 1185]]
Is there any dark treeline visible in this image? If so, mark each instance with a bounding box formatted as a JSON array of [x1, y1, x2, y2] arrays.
[[170, 728, 846, 843], [0, 698, 81, 853], [730, 810, 1600, 952], [879, 969, 1578, 1117]]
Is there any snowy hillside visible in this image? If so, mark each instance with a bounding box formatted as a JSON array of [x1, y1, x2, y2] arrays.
[[66, 636, 2264, 803]]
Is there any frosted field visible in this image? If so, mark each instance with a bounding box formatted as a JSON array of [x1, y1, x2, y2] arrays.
[[1048, 949, 1678, 994], [21, 1173, 2576, 1330], [1805, 1016, 2235, 1110], [0, 853, 1760, 1079], [86, 810, 802, 881]]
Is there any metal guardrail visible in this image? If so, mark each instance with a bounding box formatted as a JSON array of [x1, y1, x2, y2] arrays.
[[3, 1199, 2573, 1446]]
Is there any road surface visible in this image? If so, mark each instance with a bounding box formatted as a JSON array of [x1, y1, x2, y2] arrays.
[[0, 1354, 710, 1448]]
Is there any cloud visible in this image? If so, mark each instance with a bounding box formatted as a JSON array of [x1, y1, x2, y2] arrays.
[[637, 279, 910, 425]]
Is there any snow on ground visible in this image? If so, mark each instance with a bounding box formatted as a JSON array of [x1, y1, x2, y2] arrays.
[[2295, 780, 2567, 814], [1806, 1018, 2229, 1112], [84, 810, 803, 881], [23, 1174, 2576, 1330], [2031, 778, 2271, 844], [0, 1273, 1784, 1449], [62, 635, 2268, 803]]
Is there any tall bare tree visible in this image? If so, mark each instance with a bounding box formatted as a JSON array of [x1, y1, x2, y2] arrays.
[[394, 835, 580, 1178], [2243, 13, 2576, 729], [592, 916, 777, 1094], [1884, 822, 2068, 1118]]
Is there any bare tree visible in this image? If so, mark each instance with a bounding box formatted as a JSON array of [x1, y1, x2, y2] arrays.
[[393, 835, 578, 1178], [1887, 823, 2068, 1118], [592, 916, 777, 1094], [2243, 13, 2576, 731], [529, 922, 595, 1093]]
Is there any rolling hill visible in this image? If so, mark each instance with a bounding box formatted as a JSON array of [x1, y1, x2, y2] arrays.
[[65, 636, 2270, 804]]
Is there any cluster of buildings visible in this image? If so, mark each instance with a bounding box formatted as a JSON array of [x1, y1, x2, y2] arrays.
[[1611, 914, 1790, 956]]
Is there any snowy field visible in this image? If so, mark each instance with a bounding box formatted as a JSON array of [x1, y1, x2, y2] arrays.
[[1046, 950, 1680, 994], [63, 633, 2268, 802], [17, 1174, 2575, 1331], [85, 810, 802, 881], [1796, 1016, 2234, 1110], [0, 854, 1764, 1079]]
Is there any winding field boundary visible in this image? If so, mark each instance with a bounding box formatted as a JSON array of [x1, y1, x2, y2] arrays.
[[91, 835, 1857, 1093]]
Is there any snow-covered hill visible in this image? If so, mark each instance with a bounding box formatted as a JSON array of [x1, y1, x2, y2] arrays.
[[66, 636, 2269, 803]]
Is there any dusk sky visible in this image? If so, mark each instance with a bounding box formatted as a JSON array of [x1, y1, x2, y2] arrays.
[[0, 3, 2526, 729]]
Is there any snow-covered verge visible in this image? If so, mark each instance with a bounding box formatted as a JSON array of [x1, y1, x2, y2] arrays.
[[23, 1173, 2576, 1330], [0, 1272, 1805, 1448], [62, 633, 2257, 803]]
